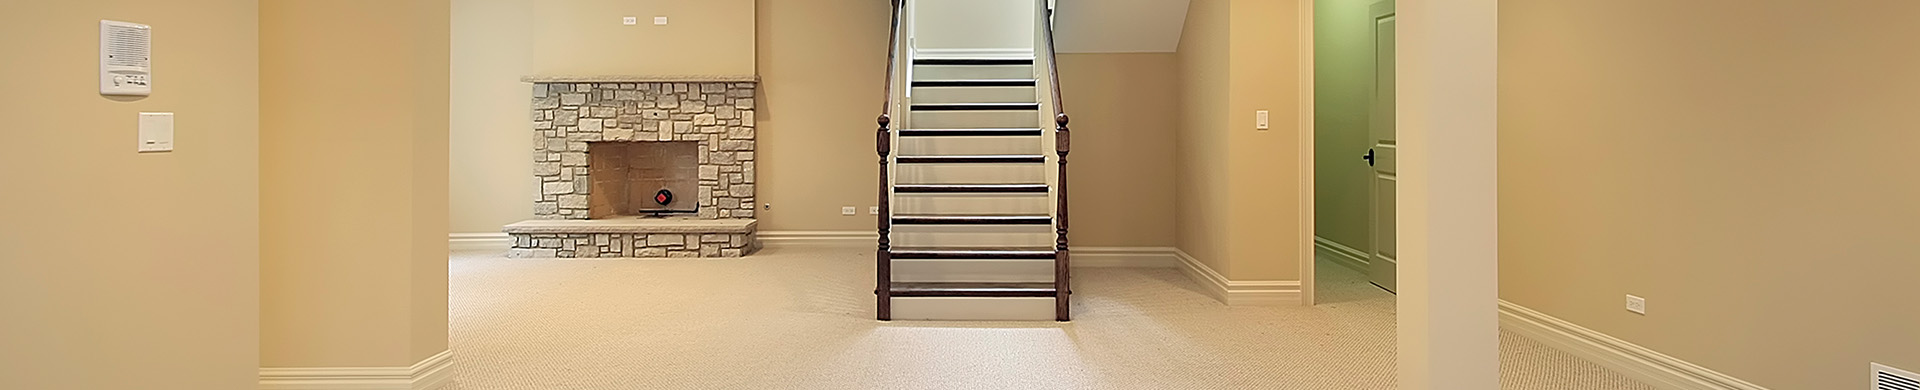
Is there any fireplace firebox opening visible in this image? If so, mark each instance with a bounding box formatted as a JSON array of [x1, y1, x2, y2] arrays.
[[587, 141, 701, 219]]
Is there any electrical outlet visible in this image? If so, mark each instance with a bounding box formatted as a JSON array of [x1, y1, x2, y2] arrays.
[[869, 206, 880, 215], [622, 16, 638, 25], [841, 206, 856, 216], [653, 16, 669, 26], [1625, 295, 1647, 315]]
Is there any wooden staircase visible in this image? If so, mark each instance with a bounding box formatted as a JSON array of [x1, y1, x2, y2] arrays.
[[874, 0, 1072, 321]]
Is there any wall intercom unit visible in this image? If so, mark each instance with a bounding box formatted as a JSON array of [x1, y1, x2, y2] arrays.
[[100, 20, 152, 96]]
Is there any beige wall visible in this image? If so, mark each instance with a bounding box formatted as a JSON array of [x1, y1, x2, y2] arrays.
[[1056, 53, 1179, 247], [261, 0, 451, 368], [452, 0, 1178, 247], [1311, 0, 1375, 252], [1176, 0, 1308, 281], [1500, 1, 1920, 388], [452, 0, 536, 235], [749, 0, 891, 233], [1175, 0, 1233, 273], [533, 0, 755, 76], [1224, 0, 1305, 281], [0, 2, 260, 389]]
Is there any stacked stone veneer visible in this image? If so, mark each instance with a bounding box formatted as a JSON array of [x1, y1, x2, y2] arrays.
[[530, 81, 757, 219], [510, 231, 760, 258]]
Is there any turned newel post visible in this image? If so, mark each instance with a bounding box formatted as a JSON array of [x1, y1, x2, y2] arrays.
[[876, 114, 893, 321], [877, 114, 892, 251], [1053, 113, 1070, 251], [1053, 113, 1071, 321]]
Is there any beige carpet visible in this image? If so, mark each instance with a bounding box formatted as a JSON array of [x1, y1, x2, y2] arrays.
[[447, 245, 1655, 390]]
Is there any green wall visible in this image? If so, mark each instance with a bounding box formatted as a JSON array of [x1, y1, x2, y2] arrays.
[[1313, 0, 1377, 256]]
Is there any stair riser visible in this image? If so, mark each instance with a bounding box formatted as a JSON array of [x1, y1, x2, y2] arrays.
[[895, 186, 1047, 194], [900, 129, 1043, 137], [912, 64, 1035, 80], [909, 111, 1043, 129], [890, 259, 1054, 283], [895, 219, 1049, 226], [891, 229, 1054, 247], [911, 86, 1038, 104], [894, 164, 1046, 183], [898, 136, 1044, 156], [892, 196, 1049, 215], [889, 298, 1057, 321]]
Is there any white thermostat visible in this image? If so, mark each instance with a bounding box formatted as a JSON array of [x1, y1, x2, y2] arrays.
[[100, 20, 152, 96]]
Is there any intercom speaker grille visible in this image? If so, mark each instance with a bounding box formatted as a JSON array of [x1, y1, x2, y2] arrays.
[[1878, 363, 1919, 390], [104, 24, 149, 68]]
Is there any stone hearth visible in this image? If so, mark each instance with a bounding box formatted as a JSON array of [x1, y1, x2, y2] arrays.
[[504, 218, 758, 258], [505, 75, 759, 258]]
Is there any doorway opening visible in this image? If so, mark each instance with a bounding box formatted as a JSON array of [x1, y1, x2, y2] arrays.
[[1312, 0, 1397, 303]]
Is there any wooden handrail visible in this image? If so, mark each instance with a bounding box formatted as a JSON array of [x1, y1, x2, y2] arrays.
[[875, 0, 906, 322], [1042, 4, 1072, 322], [1043, 8, 1065, 116], [881, 0, 905, 116]]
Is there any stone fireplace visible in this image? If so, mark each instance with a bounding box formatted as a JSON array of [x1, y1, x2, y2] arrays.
[[504, 76, 761, 258]]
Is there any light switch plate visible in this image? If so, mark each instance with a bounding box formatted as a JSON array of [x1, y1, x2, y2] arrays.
[[138, 112, 173, 152], [1255, 110, 1271, 130], [653, 16, 669, 26], [622, 16, 638, 25]]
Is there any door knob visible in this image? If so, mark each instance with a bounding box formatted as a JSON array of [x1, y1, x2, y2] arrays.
[[1362, 149, 1375, 166]]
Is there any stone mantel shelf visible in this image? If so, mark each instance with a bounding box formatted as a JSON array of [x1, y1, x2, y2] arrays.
[[520, 75, 760, 83]]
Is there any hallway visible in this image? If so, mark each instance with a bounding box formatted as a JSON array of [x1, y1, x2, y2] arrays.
[[448, 246, 1652, 389]]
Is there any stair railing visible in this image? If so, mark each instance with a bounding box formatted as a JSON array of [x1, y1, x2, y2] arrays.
[[1042, 2, 1072, 322], [875, 0, 905, 321]]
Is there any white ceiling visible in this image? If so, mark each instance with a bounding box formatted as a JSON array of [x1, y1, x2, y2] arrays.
[[1051, 0, 1192, 53]]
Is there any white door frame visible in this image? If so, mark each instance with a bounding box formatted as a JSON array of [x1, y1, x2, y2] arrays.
[[1295, 0, 1498, 388]]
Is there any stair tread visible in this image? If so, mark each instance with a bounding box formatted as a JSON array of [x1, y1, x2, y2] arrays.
[[891, 246, 1057, 259], [892, 214, 1052, 225], [889, 282, 1058, 297], [911, 103, 1040, 111], [912, 79, 1037, 87], [914, 58, 1035, 65], [894, 183, 1049, 193], [898, 128, 1044, 137], [896, 154, 1047, 164]]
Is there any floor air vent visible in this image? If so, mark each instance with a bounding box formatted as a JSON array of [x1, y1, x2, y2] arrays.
[[1878, 363, 1919, 390]]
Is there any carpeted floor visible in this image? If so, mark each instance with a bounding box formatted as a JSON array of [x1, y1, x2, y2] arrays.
[[447, 245, 1655, 389]]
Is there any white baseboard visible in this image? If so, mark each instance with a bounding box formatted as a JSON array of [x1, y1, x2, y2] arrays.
[[1312, 236, 1369, 273], [260, 350, 455, 390], [449, 232, 510, 252], [1173, 249, 1301, 306], [914, 47, 1037, 59], [1074, 246, 1179, 268], [1499, 301, 1768, 390], [759, 230, 876, 247]]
